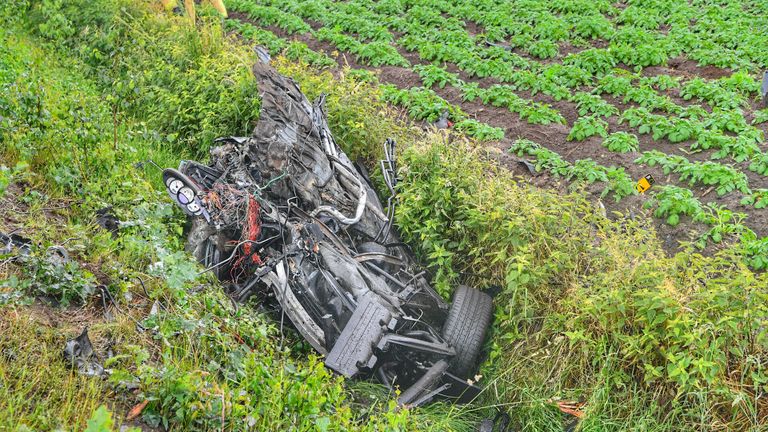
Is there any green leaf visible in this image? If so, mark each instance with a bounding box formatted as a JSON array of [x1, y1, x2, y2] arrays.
[[85, 406, 114, 432]]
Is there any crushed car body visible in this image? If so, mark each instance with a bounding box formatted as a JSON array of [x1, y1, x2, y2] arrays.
[[162, 49, 493, 407]]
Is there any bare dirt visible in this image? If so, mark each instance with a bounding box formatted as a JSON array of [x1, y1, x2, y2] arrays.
[[229, 15, 768, 255]]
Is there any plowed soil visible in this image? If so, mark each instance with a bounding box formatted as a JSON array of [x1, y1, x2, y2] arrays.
[[228, 12, 768, 255]]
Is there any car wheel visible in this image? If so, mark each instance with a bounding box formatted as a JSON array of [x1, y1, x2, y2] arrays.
[[442, 285, 493, 378]]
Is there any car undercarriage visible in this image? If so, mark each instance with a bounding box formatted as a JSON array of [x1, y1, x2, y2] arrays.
[[162, 48, 492, 407]]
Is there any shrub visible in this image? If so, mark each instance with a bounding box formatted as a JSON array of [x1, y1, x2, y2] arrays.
[[29, 0, 262, 157]]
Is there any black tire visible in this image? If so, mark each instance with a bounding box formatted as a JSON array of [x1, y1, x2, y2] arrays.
[[442, 285, 493, 378]]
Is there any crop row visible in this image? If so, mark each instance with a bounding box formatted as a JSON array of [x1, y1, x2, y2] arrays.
[[635, 150, 751, 197], [227, 1, 767, 157], [227, 0, 765, 88], [508, 142, 768, 269], [224, 0, 768, 266], [380, 85, 505, 142], [644, 185, 768, 269], [508, 139, 635, 201]]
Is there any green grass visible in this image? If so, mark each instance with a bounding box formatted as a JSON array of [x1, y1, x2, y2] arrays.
[[0, 2, 469, 430]]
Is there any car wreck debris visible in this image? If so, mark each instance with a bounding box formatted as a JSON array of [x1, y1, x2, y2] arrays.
[[63, 327, 107, 377], [0, 231, 32, 259], [162, 49, 493, 407]]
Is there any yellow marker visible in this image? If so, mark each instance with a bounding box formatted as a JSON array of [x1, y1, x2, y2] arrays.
[[636, 174, 655, 193]]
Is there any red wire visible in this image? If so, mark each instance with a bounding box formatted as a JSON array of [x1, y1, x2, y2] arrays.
[[243, 195, 263, 265]]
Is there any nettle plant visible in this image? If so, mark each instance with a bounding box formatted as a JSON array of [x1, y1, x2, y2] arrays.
[[698, 204, 752, 245], [567, 115, 609, 141], [19, 245, 98, 306], [283, 42, 337, 69], [224, 20, 286, 55], [741, 236, 768, 270], [602, 131, 639, 153]]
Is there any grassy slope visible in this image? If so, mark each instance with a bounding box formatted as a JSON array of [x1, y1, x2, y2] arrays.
[[0, 3, 468, 431], [1, 1, 768, 431]]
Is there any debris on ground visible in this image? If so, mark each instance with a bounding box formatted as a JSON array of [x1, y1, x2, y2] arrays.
[[554, 400, 585, 418], [161, 48, 493, 407], [125, 400, 149, 421], [0, 231, 32, 259], [477, 411, 512, 432], [95, 207, 120, 236], [63, 327, 108, 377], [45, 245, 70, 267], [434, 110, 453, 129]]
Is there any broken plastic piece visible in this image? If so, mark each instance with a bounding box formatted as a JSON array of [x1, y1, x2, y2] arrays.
[[95, 207, 120, 236], [63, 327, 107, 377], [0, 232, 32, 258]]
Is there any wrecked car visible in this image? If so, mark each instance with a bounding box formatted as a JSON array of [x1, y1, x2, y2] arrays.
[[162, 49, 492, 407]]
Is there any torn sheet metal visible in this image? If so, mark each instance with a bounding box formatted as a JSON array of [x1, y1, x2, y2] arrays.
[[161, 49, 493, 406], [63, 327, 108, 377]]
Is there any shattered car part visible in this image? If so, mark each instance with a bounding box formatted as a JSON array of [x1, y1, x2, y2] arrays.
[[63, 327, 107, 377], [46, 245, 70, 267], [0, 231, 32, 258], [162, 51, 493, 406], [95, 207, 120, 236]]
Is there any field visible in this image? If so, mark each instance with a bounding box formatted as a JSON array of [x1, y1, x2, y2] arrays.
[[224, 0, 768, 263], [2, 0, 768, 431]]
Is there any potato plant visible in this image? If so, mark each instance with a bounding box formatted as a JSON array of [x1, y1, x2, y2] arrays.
[[567, 115, 609, 141], [602, 132, 639, 153]]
